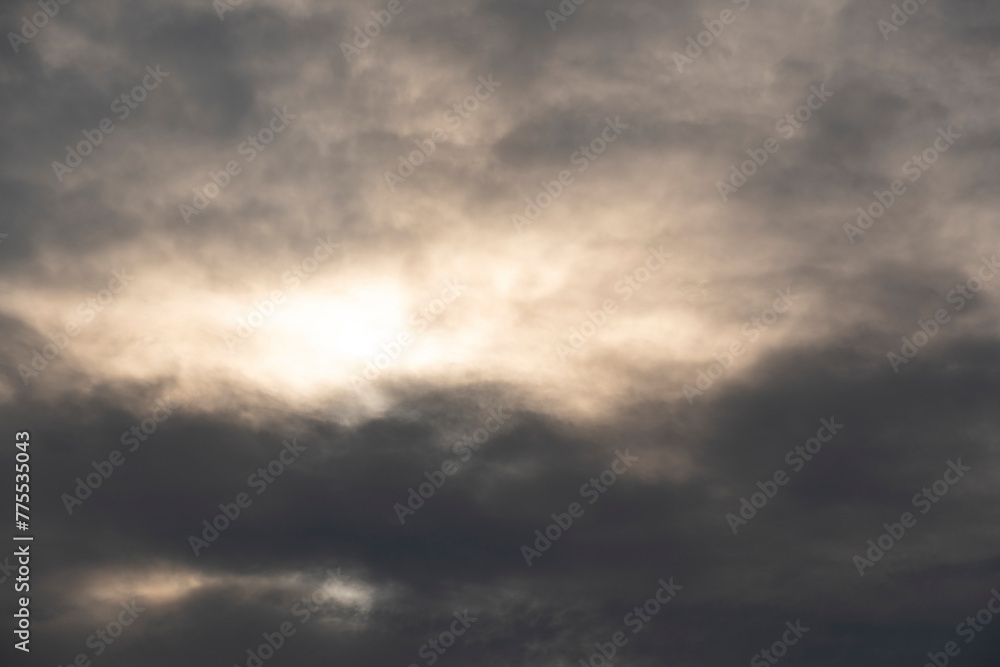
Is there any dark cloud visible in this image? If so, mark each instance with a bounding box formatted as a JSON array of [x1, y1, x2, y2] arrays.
[[1, 0, 999, 665]]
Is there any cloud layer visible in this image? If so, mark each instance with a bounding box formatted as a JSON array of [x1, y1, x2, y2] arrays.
[[1, 0, 999, 665]]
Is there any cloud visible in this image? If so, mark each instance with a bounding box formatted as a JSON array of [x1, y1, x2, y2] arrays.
[[1, 0, 999, 665]]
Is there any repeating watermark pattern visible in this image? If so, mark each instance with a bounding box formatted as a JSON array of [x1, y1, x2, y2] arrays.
[[887, 254, 998, 373], [672, 0, 752, 73], [545, 0, 593, 31], [394, 406, 512, 524], [852, 459, 971, 576], [57, 600, 145, 666], [717, 84, 833, 202], [409, 611, 478, 667], [878, 0, 933, 40], [578, 578, 682, 667], [384, 75, 501, 191], [844, 126, 960, 244], [340, 0, 419, 62], [61, 399, 178, 515], [187, 439, 306, 556], [51, 65, 170, 183], [682, 288, 798, 404], [232, 620, 296, 667], [556, 246, 671, 360], [223, 235, 340, 350], [511, 117, 628, 233], [234, 568, 347, 666], [0, 555, 17, 585], [12, 545, 30, 651], [290, 567, 345, 623], [726, 417, 846, 534], [556, 299, 620, 360], [349, 280, 466, 388], [214, 0, 247, 21], [750, 621, 810, 667], [7, 0, 75, 54], [18, 270, 134, 386], [520, 449, 639, 566], [921, 589, 1000, 667], [179, 107, 297, 224]]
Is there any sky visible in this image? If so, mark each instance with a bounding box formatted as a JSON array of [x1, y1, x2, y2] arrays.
[[1, 0, 999, 665]]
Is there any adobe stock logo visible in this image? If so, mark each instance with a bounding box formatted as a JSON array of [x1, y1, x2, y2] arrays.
[[61, 399, 178, 515], [187, 439, 307, 556], [544, 0, 592, 31], [18, 269, 133, 386], [51, 65, 170, 183], [844, 126, 960, 244], [179, 107, 297, 224], [578, 578, 682, 667], [716, 84, 833, 202], [511, 117, 628, 233], [520, 450, 639, 566], [726, 417, 845, 534], [393, 406, 511, 524], [55, 599, 146, 665], [852, 459, 970, 576], [671, 0, 751, 73], [408, 611, 477, 667], [877, 0, 933, 40], [339, 0, 418, 62], [383, 75, 500, 191], [921, 589, 1000, 667], [887, 254, 998, 373], [682, 288, 798, 404], [750, 621, 810, 667], [8, 0, 75, 54]]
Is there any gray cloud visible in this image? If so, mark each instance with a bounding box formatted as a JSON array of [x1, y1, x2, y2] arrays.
[[1, 0, 999, 665]]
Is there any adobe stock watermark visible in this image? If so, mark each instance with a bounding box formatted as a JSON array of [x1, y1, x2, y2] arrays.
[[409, 611, 478, 667], [8, 0, 75, 54], [384, 75, 501, 191], [349, 279, 465, 388], [887, 254, 998, 373], [51, 65, 170, 183], [556, 246, 670, 360], [213, 0, 247, 21], [921, 589, 1000, 667], [878, 0, 933, 40], [717, 83, 833, 202], [750, 621, 810, 667], [726, 417, 846, 534], [238, 570, 350, 666], [545, 0, 593, 31], [520, 449, 639, 566], [18, 269, 133, 386], [61, 399, 178, 515], [234, 567, 348, 667], [0, 555, 19, 586], [578, 578, 682, 667], [179, 106, 297, 224], [844, 126, 960, 244], [852, 459, 971, 576], [682, 288, 798, 404], [511, 116, 628, 232], [187, 439, 307, 556], [394, 406, 512, 524], [340, 0, 419, 62], [56, 600, 146, 666], [672, 0, 752, 73], [223, 235, 340, 350]]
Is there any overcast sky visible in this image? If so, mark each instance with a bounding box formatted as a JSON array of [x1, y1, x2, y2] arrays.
[[1, 0, 1000, 665]]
